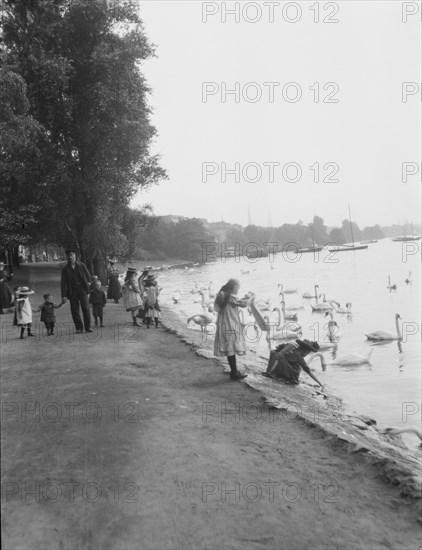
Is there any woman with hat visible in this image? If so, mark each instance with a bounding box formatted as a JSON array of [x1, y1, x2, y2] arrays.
[[107, 259, 121, 303], [122, 268, 143, 326], [265, 339, 324, 387], [15, 286, 35, 339]]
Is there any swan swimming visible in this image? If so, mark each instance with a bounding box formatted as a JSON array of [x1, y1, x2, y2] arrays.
[[302, 284, 319, 299], [365, 313, 402, 341], [309, 349, 374, 367]]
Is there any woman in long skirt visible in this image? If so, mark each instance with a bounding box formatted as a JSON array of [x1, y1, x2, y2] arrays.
[[107, 259, 121, 303], [213, 278, 254, 380]]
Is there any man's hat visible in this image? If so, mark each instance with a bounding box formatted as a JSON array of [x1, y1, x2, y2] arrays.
[[297, 339, 320, 353], [19, 286, 35, 295], [127, 267, 138, 273]]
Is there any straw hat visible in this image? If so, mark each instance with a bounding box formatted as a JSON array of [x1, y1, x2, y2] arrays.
[[18, 286, 35, 295], [126, 267, 138, 273], [297, 339, 320, 353]]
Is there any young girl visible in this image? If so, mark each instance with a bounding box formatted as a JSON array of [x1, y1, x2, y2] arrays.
[[265, 339, 324, 387], [15, 286, 35, 339], [143, 274, 161, 328], [32, 293, 64, 335], [122, 268, 143, 326], [213, 278, 254, 380]]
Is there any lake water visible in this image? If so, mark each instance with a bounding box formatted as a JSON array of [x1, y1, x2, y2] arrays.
[[138, 238, 421, 447]]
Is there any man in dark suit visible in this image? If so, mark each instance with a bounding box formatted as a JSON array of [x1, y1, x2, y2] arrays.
[[61, 250, 93, 333]]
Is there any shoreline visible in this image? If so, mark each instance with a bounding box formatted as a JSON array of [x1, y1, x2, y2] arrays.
[[1, 264, 421, 549], [161, 304, 422, 499]]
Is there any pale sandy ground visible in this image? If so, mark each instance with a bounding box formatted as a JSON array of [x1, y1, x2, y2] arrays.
[[1, 264, 421, 550]]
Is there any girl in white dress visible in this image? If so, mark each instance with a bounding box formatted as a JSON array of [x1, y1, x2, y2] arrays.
[[16, 286, 35, 339], [122, 268, 143, 326]]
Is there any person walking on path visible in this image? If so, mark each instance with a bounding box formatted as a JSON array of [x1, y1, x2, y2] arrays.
[[213, 278, 254, 380], [32, 293, 64, 336], [107, 259, 121, 303], [89, 280, 107, 327], [265, 339, 324, 387], [15, 286, 35, 339], [0, 270, 13, 314], [61, 250, 92, 333], [143, 274, 161, 329], [122, 268, 143, 326]]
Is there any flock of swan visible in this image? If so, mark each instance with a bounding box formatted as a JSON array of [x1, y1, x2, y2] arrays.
[[181, 278, 406, 356], [173, 273, 421, 447]]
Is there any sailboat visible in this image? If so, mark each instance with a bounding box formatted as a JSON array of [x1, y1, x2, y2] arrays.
[[392, 222, 421, 242], [330, 204, 368, 252]]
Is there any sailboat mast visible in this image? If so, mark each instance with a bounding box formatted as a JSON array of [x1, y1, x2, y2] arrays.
[[348, 203, 355, 245]]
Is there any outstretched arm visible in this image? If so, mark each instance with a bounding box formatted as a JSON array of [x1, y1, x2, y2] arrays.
[[304, 368, 324, 387]]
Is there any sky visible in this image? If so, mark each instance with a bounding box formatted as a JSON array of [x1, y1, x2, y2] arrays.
[[130, 0, 421, 228]]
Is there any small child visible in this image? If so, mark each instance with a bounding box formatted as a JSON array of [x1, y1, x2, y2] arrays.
[[122, 268, 143, 326], [15, 286, 35, 339], [89, 275, 99, 292], [143, 274, 162, 329], [89, 280, 107, 327], [32, 293, 64, 336]]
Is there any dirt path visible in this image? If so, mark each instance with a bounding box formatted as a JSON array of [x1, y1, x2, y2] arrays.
[[1, 264, 421, 550]]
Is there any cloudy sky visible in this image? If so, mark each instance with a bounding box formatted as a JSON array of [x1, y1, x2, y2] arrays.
[[131, 1, 421, 228]]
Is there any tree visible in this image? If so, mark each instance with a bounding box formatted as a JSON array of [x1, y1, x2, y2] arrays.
[[2, 0, 167, 270]]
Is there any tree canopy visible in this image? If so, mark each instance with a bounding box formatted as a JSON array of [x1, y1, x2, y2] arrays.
[[1, 0, 166, 274]]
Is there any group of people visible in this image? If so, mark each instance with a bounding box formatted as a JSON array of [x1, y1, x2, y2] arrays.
[[61, 250, 162, 332], [4, 251, 322, 387], [213, 278, 324, 386]]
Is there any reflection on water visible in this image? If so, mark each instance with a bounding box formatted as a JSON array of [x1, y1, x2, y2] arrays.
[[138, 239, 422, 447]]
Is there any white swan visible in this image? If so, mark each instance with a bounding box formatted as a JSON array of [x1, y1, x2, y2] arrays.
[[324, 312, 342, 341], [264, 315, 302, 345], [280, 300, 298, 321], [365, 314, 402, 341], [187, 306, 215, 331], [271, 307, 301, 333], [302, 285, 319, 299], [309, 349, 374, 366], [278, 283, 298, 294], [387, 276, 397, 291], [310, 294, 336, 312], [254, 296, 273, 311], [279, 291, 304, 312], [333, 301, 352, 314], [172, 290, 181, 304]]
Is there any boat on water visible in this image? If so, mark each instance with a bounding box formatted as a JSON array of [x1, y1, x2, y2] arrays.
[[329, 204, 368, 252], [392, 236, 421, 242], [391, 223, 421, 242], [360, 239, 378, 244], [298, 244, 323, 253], [331, 243, 369, 252]]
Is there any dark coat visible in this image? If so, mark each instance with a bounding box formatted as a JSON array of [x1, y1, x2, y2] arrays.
[[61, 261, 91, 299]]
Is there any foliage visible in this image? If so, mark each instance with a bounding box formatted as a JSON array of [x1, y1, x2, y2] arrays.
[[1, 0, 166, 268]]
